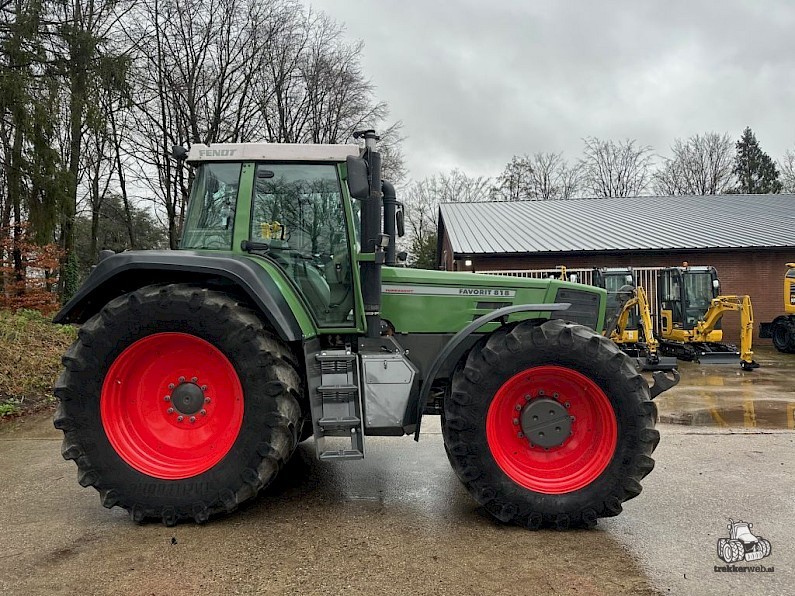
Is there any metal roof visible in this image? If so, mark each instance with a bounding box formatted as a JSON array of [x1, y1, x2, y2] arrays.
[[187, 143, 359, 163], [439, 194, 795, 255]]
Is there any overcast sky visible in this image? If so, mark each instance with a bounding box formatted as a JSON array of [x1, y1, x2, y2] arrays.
[[308, 0, 795, 181]]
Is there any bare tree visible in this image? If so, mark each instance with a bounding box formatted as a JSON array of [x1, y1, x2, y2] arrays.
[[579, 137, 653, 198], [126, 0, 399, 247], [377, 121, 406, 184], [780, 149, 795, 194], [496, 152, 580, 201], [653, 132, 735, 195], [403, 169, 492, 268]]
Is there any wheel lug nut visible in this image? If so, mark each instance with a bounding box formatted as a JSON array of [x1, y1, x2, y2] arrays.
[[191, 377, 198, 383], [168, 383, 175, 389], [538, 390, 545, 396], [564, 402, 570, 408], [512, 418, 519, 425], [204, 397, 211, 403], [517, 432, 524, 438], [570, 416, 576, 422], [200, 409, 207, 416], [177, 415, 184, 422], [167, 407, 174, 414], [524, 394, 531, 401], [178, 376, 185, 383], [201, 385, 207, 391], [553, 392, 559, 399], [515, 404, 522, 411], [189, 416, 196, 423], [164, 395, 171, 402]]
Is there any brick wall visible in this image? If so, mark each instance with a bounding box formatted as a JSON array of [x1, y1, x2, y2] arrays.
[[449, 249, 795, 343]]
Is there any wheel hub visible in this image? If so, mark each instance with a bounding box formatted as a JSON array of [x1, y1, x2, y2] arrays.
[[520, 397, 572, 448], [171, 382, 205, 415]]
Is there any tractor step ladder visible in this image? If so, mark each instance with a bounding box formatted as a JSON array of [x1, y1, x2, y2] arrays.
[[312, 350, 364, 460]]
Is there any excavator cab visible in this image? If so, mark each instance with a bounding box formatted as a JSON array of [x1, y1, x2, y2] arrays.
[[657, 266, 721, 336], [593, 268, 639, 340]]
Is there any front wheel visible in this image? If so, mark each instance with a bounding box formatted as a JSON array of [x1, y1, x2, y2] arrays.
[[54, 284, 302, 525], [442, 319, 659, 529]]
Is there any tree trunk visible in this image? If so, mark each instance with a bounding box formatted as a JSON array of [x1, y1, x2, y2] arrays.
[[8, 110, 25, 295], [90, 175, 100, 262], [109, 103, 136, 247]]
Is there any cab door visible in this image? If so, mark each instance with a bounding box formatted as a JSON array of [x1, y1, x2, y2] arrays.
[[248, 162, 363, 331]]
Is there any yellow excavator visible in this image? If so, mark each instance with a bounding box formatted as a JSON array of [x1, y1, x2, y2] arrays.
[[657, 266, 758, 370], [759, 263, 795, 353], [594, 268, 677, 371]]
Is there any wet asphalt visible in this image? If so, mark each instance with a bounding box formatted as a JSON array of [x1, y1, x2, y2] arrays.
[[0, 346, 793, 595]]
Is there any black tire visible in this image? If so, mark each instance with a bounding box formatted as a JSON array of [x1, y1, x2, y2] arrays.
[[772, 317, 795, 353], [54, 284, 302, 525], [442, 319, 659, 529]]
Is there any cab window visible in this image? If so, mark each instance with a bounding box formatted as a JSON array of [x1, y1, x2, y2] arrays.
[[250, 164, 354, 327], [181, 163, 241, 250]]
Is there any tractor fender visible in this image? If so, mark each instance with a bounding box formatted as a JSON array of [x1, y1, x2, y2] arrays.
[[53, 250, 305, 342], [412, 302, 571, 440]]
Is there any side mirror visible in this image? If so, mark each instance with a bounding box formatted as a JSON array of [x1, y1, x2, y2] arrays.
[[172, 145, 188, 161], [346, 156, 370, 200], [396, 202, 405, 237]]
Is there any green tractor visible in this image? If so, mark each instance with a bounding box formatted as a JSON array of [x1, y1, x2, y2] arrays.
[[53, 131, 676, 528]]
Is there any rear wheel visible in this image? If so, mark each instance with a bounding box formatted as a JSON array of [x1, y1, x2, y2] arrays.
[[442, 319, 659, 529], [54, 284, 302, 525]]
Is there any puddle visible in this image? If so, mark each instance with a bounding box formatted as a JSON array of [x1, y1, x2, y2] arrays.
[[654, 349, 795, 429]]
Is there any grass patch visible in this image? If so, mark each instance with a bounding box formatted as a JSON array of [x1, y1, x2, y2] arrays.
[[0, 309, 76, 417]]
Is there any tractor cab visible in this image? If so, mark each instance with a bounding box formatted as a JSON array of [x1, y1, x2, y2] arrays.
[[657, 266, 720, 334], [181, 143, 363, 329]]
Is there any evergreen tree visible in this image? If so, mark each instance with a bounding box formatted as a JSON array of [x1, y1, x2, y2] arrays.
[[733, 127, 782, 193], [409, 233, 438, 270]]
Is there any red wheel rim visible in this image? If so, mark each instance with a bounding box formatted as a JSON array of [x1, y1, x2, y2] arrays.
[[486, 365, 617, 494], [100, 333, 244, 480]]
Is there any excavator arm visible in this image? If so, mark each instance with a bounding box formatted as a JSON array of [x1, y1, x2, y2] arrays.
[[635, 287, 660, 356], [608, 285, 677, 372], [693, 296, 758, 369]]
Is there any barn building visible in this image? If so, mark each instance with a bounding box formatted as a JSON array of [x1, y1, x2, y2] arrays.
[[437, 194, 795, 343]]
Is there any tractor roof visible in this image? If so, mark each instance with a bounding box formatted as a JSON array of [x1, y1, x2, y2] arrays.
[[186, 143, 360, 164]]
